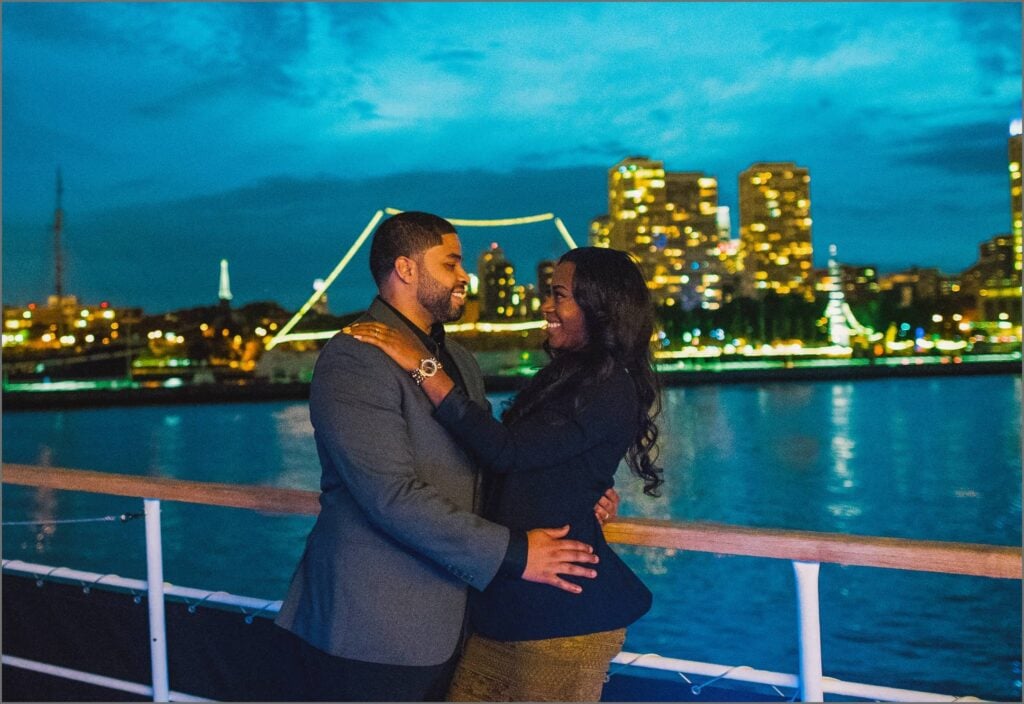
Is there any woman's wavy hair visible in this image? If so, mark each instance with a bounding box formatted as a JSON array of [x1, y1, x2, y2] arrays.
[[502, 247, 663, 496]]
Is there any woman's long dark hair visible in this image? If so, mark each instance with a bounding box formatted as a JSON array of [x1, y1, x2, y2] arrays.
[[502, 247, 663, 496]]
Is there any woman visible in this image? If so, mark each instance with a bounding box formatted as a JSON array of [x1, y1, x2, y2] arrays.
[[346, 246, 663, 701]]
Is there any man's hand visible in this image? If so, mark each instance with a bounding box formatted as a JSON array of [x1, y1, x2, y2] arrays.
[[522, 525, 598, 594], [594, 487, 620, 526]]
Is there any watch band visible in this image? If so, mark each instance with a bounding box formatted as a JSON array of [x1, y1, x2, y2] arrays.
[[410, 357, 442, 385]]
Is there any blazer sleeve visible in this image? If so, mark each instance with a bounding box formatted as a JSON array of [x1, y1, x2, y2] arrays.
[[432, 372, 637, 474], [310, 337, 509, 591]]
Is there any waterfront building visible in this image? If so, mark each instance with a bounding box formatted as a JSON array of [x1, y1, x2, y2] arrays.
[[961, 233, 1022, 325], [597, 157, 725, 308], [814, 264, 879, 305], [477, 243, 516, 320], [878, 267, 946, 307], [665, 171, 724, 309], [2, 299, 141, 351], [1009, 119, 1022, 277], [605, 157, 677, 305], [738, 162, 815, 300]]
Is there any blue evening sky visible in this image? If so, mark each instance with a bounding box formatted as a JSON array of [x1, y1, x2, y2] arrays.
[[2, 2, 1020, 313]]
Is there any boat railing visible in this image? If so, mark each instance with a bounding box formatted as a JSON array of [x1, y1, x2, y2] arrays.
[[2, 463, 1020, 702]]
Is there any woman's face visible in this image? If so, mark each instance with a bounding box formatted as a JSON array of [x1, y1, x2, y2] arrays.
[[542, 261, 588, 351]]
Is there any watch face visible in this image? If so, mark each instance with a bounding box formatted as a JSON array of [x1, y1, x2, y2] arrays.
[[420, 358, 439, 376]]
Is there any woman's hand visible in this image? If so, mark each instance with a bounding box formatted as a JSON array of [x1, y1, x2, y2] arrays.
[[343, 322, 429, 371], [594, 487, 620, 526]]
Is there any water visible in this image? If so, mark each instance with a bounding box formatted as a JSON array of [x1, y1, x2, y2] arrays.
[[3, 375, 1021, 700]]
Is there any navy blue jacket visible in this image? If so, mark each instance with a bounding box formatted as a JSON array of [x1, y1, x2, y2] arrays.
[[433, 365, 653, 641]]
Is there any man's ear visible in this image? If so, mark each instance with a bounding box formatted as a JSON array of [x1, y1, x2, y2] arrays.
[[394, 255, 417, 284]]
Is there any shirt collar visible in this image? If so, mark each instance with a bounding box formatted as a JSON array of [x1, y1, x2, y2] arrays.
[[375, 296, 446, 353]]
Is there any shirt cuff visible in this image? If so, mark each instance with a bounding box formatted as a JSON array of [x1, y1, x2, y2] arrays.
[[433, 384, 472, 427], [497, 529, 528, 579]]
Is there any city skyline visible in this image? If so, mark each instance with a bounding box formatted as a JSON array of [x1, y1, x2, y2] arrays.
[[2, 2, 1020, 312]]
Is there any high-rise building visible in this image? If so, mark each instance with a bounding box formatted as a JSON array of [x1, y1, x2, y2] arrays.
[[599, 157, 725, 308], [1008, 119, 1022, 278], [738, 162, 814, 300], [605, 157, 678, 304], [665, 171, 723, 309], [477, 243, 516, 320]]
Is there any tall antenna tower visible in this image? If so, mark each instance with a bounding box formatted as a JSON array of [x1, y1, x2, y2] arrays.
[[53, 167, 64, 303]]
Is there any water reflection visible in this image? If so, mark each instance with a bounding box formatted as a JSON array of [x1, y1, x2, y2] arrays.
[[272, 403, 319, 490], [1, 377, 1020, 699]]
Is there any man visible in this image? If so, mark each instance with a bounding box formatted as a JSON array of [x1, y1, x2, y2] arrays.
[[276, 211, 609, 701]]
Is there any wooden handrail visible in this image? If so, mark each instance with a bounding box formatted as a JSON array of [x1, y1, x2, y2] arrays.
[[2, 464, 320, 515], [4, 463, 1020, 580]]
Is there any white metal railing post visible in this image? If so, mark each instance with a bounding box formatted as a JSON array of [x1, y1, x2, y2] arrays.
[[143, 498, 170, 702], [792, 560, 824, 701]]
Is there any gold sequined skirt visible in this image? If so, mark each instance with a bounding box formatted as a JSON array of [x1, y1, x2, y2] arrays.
[[446, 628, 626, 702]]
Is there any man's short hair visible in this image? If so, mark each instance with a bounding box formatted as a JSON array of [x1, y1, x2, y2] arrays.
[[369, 212, 457, 287]]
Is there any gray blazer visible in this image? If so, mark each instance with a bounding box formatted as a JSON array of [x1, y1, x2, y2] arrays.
[[275, 299, 510, 666]]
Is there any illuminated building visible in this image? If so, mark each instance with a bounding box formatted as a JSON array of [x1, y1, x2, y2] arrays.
[[2, 300, 141, 350], [598, 157, 724, 308], [815, 264, 878, 305], [1010, 119, 1022, 277], [738, 162, 814, 300], [879, 267, 944, 307], [961, 233, 1021, 324], [478, 243, 516, 320], [665, 171, 723, 309], [589, 215, 611, 248], [604, 157, 675, 304]]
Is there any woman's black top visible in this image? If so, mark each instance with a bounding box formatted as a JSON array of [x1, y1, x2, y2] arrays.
[[433, 365, 653, 641]]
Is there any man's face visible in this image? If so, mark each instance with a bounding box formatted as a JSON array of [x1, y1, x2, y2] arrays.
[[416, 233, 470, 324]]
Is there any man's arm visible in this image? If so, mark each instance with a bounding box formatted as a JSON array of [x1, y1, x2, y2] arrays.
[[311, 338, 597, 592]]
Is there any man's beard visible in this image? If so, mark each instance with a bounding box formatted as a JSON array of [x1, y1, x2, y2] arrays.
[[418, 269, 465, 324]]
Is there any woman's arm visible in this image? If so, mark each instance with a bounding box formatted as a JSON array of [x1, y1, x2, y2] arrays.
[[344, 322, 635, 475], [343, 321, 455, 405]]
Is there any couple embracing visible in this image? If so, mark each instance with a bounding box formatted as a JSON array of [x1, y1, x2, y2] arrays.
[[276, 211, 663, 701]]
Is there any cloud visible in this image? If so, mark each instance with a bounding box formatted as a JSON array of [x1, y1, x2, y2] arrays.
[[763, 21, 847, 58], [893, 120, 1013, 174], [2, 3, 125, 48], [952, 3, 1021, 79], [422, 48, 487, 76], [348, 100, 381, 121]]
